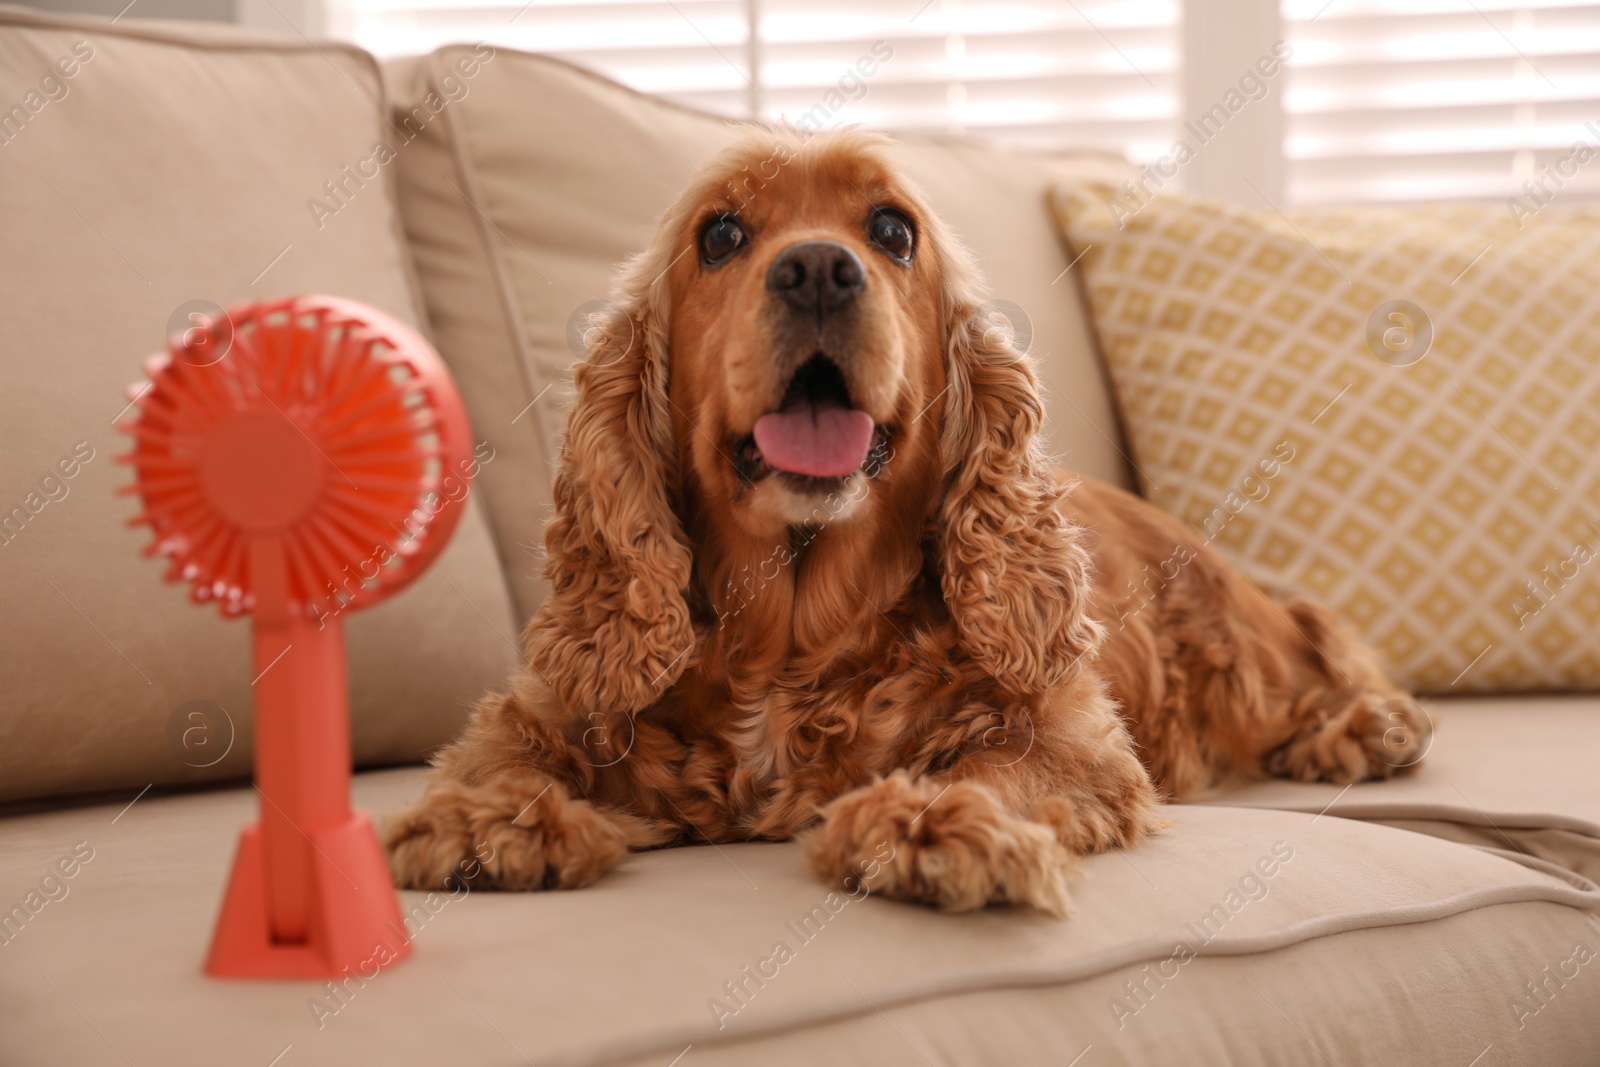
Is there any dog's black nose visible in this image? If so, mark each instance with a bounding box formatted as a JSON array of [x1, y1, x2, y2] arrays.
[[766, 241, 865, 315]]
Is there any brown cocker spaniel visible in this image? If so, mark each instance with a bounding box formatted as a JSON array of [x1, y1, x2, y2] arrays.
[[384, 129, 1429, 916]]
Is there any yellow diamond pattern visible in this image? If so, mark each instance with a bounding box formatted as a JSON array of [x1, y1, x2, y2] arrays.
[[1051, 187, 1600, 692]]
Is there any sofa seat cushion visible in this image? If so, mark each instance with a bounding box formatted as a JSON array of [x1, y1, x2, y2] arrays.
[[0, 5, 519, 805], [610, 903, 1597, 1067], [1197, 695, 1600, 883], [3, 769, 1596, 1066]]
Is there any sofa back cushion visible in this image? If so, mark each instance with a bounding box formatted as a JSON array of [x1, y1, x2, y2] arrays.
[[0, 6, 519, 803], [386, 48, 1137, 623]]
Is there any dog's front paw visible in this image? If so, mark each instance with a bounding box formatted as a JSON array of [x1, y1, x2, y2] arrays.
[[383, 777, 630, 892], [804, 772, 1073, 918]]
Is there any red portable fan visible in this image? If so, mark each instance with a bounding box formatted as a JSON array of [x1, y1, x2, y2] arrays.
[[120, 295, 473, 978]]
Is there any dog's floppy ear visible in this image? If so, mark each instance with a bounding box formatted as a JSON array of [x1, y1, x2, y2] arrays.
[[935, 293, 1104, 694], [524, 279, 695, 715]]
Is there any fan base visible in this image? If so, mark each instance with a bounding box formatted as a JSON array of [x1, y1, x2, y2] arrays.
[[205, 813, 414, 979]]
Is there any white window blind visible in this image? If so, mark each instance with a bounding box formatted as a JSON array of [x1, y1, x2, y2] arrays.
[[321, 0, 1600, 205], [1282, 0, 1600, 204], [330, 1, 759, 117], [757, 1, 1177, 160], [327, 0, 1178, 164]]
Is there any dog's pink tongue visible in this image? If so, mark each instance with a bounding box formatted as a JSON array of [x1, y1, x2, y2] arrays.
[[753, 406, 875, 478]]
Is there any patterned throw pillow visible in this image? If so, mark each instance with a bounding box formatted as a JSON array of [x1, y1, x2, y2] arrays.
[[1050, 187, 1600, 693]]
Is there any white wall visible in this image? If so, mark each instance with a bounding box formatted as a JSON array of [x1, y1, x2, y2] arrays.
[[1181, 0, 1286, 205]]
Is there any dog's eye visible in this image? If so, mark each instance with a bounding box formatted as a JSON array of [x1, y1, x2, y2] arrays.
[[868, 208, 915, 262], [699, 214, 747, 265]]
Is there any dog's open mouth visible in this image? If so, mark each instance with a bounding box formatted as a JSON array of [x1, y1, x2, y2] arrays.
[[735, 354, 889, 485]]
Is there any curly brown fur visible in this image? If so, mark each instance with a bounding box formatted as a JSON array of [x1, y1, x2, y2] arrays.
[[384, 128, 1427, 914]]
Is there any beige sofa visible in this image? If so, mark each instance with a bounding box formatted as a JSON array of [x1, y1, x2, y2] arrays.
[[2, 8, 1598, 1065]]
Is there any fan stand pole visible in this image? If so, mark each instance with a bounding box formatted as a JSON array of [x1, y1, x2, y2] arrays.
[[204, 538, 413, 978]]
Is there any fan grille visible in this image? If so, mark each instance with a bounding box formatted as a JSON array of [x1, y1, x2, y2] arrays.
[[121, 297, 471, 620]]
